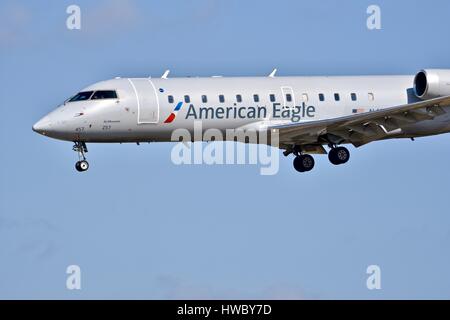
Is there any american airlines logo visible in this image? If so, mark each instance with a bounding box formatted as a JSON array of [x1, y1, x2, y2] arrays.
[[164, 101, 183, 123]]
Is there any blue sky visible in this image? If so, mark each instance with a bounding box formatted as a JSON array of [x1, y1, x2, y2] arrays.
[[1, 0, 450, 299]]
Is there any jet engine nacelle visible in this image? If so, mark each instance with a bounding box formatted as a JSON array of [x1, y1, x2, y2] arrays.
[[414, 69, 450, 99]]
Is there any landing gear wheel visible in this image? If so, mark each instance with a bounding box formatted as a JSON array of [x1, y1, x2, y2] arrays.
[[73, 142, 89, 172], [79, 160, 89, 171], [293, 154, 315, 172], [75, 160, 89, 172], [328, 146, 350, 165]]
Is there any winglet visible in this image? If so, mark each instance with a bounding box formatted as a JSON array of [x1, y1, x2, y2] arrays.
[[161, 70, 170, 79], [268, 68, 277, 78]]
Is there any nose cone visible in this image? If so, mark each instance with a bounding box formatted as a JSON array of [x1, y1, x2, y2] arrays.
[[32, 116, 51, 136]]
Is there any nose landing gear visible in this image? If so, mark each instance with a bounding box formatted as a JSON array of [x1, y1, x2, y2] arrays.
[[73, 142, 89, 172]]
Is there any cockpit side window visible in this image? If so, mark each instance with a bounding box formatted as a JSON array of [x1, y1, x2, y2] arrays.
[[91, 90, 118, 100], [69, 91, 94, 102]]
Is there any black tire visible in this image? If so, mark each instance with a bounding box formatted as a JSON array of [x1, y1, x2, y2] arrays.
[[301, 154, 315, 172], [293, 156, 305, 172], [75, 160, 89, 172], [328, 147, 350, 165], [328, 149, 339, 165], [293, 155, 315, 172], [335, 147, 350, 164]]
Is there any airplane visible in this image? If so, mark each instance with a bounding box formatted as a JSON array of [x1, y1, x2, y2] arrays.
[[32, 69, 450, 173]]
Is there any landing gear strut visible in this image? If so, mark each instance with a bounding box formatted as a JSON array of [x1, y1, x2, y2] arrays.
[[73, 142, 89, 172], [328, 146, 350, 165]]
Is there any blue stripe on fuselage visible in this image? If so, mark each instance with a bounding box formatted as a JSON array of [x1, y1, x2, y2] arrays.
[[174, 102, 183, 111]]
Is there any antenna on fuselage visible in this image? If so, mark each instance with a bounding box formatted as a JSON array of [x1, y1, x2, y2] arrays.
[[268, 68, 277, 78], [161, 70, 170, 79]]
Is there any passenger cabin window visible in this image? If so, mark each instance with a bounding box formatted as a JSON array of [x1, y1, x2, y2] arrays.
[[253, 94, 259, 103], [236, 94, 242, 103], [368, 93, 375, 101], [334, 93, 340, 101], [184, 95, 190, 103], [286, 94, 292, 102], [351, 93, 357, 101], [201, 95, 207, 103], [269, 94, 276, 102], [91, 90, 117, 100], [168, 95, 174, 103], [219, 95, 225, 103], [319, 93, 325, 102], [69, 91, 94, 102]]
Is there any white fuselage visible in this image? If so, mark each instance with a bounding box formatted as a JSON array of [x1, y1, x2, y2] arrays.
[[32, 75, 450, 144]]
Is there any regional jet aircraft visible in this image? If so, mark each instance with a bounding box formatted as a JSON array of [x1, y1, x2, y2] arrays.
[[32, 69, 450, 172]]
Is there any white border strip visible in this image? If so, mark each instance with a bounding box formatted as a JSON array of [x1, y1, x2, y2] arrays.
[[147, 78, 160, 123]]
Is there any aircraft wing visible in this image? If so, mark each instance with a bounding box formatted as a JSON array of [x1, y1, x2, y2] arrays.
[[271, 95, 450, 148]]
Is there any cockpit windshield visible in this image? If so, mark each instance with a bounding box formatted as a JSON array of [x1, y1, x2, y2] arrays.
[[68, 90, 117, 102], [69, 91, 94, 102], [91, 90, 118, 100]]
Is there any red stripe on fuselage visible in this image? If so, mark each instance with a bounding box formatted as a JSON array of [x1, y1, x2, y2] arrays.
[[164, 113, 176, 123]]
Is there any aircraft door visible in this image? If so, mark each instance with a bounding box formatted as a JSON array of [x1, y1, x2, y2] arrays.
[[129, 78, 160, 124]]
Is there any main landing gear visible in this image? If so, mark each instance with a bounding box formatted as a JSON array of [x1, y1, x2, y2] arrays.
[[286, 145, 351, 173], [73, 142, 89, 172]]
